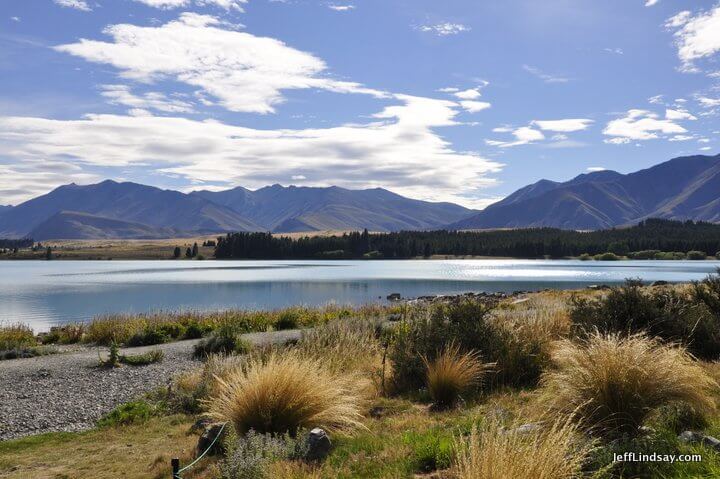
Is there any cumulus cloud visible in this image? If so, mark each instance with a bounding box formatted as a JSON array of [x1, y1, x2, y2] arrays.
[[55, 13, 388, 114], [645, 0, 659, 6], [0, 96, 502, 208], [53, 0, 91, 11], [665, 5, 720, 72], [532, 119, 594, 132], [132, 0, 248, 10], [453, 88, 482, 100], [100, 85, 195, 114], [416, 23, 470, 36], [603, 109, 687, 143], [587, 167, 607, 172]]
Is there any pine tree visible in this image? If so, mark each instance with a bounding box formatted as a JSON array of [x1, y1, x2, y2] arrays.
[[173, 246, 181, 258], [192, 242, 199, 258]]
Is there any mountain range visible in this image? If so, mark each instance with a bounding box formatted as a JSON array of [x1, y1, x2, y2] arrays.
[[0, 153, 718, 240], [449, 153, 720, 230], [0, 181, 475, 240]]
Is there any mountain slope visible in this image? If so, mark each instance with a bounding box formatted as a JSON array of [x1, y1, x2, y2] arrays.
[[29, 211, 180, 240], [192, 185, 476, 232], [449, 154, 720, 230], [0, 180, 262, 238]]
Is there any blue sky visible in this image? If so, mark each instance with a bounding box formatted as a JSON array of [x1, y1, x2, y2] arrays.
[[0, 0, 718, 207]]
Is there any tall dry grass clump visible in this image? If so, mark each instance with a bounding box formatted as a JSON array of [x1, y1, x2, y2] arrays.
[[207, 351, 366, 435], [0, 323, 36, 350], [541, 333, 718, 436], [424, 343, 490, 408], [453, 416, 592, 479]]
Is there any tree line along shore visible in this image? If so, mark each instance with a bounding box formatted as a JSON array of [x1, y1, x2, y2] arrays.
[[4, 275, 720, 477], [2, 219, 720, 261]]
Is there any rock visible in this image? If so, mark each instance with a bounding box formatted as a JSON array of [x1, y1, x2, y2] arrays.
[[651, 280, 669, 286], [678, 431, 720, 451], [588, 284, 611, 290], [197, 422, 228, 457], [386, 293, 402, 301], [190, 417, 213, 433], [305, 427, 332, 461], [369, 406, 386, 418], [386, 313, 402, 322]]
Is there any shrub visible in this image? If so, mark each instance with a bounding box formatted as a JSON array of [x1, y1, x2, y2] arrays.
[[716, 251, 720, 259], [578, 253, 592, 261], [687, 250, 707, 260], [193, 322, 253, 359], [541, 333, 718, 436], [207, 352, 365, 435], [453, 416, 592, 479], [97, 400, 157, 427], [120, 349, 164, 366], [127, 327, 170, 347], [570, 279, 720, 359], [389, 299, 504, 393], [594, 252, 621, 261], [0, 346, 55, 361], [169, 354, 248, 414], [0, 323, 36, 351], [274, 310, 300, 330], [424, 343, 489, 409], [221, 429, 308, 479]]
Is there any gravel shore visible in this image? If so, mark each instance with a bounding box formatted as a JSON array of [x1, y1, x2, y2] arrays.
[[0, 329, 301, 441]]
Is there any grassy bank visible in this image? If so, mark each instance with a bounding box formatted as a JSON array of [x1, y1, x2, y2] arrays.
[[4, 274, 720, 478]]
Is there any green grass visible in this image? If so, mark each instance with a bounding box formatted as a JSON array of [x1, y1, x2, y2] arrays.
[[120, 349, 164, 366]]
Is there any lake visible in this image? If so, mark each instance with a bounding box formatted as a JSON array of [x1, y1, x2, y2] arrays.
[[1, 259, 719, 331]]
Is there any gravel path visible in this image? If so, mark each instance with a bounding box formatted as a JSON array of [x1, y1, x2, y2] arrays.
[[0, 329, 302, 441]]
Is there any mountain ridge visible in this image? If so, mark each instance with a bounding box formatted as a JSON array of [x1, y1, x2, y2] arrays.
[[448, 153, 720, 230]]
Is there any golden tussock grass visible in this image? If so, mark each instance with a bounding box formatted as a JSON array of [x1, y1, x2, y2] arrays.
[[541, 332, 719, 435], [0, 323, 36, 350], [207, 351, 366, 435], [453, 416, 593, 479], [424, 343, 491, 408]]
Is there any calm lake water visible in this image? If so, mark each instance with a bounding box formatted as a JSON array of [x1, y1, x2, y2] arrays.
[[1, 259, 719, 331]]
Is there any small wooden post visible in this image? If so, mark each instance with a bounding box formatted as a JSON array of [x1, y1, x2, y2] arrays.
[[171, 458, 180, 478]]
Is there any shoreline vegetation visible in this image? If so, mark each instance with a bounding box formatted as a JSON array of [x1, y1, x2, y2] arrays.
[[1, 219, 720, 261], [4, 274, 720, 478]]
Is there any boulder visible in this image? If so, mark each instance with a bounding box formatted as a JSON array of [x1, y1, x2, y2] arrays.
[[386, 293, 402, 301], [305, 427, 332, 461], [197, 422, 227, 456]]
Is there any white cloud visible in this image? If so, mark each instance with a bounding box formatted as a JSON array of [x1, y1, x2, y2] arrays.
[[100, 84, 195, 114], [132, 0, 248, 10], [700, 146, 712, 151], [648, 94, 664, 104], [453, 88, 482, 100], [11, 16, 21, 22], [603, 109, 687, 143], [291, 175, 307, 180], [417, 23, 470, 36], [666, 5, 720, 72], [665, 108, 697, 120], [697, 96, 720, 108], [438, 87, 459, 93], [56, 13, 388, 114], [668, 135, 695, 142], [522, 65, 570, 83], [328, 4, 355, 11], [0, 95, 502, 208], [587, 167, 607, 172], [532, 118, 594, 132], [645, 0, 659, 6], [459, 100, 491, 113], [53, 0, 91, 11], [486, 126, 544, 148]]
